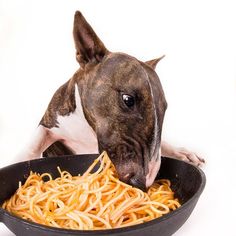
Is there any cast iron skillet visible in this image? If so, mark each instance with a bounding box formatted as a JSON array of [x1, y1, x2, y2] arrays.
[[0, 155, 206, 236]]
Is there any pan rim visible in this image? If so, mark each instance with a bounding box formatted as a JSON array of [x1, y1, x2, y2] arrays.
[[0, 156, 206, 234]]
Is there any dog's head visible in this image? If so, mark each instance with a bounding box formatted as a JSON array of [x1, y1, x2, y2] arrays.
[[73, 12, 167, 190]]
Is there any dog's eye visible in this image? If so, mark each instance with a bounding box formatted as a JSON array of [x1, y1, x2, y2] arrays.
[[122, 94, 135, 108]]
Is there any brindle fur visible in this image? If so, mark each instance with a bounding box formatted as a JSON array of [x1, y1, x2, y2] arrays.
[[40, 79, 77, 129], [40, 11, 167, 189]]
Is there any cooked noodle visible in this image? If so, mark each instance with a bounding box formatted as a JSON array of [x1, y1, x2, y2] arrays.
[[2, 151, 181, 229]]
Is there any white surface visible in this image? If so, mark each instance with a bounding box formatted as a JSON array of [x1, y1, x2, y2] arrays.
[[0, 0, 235, 235]]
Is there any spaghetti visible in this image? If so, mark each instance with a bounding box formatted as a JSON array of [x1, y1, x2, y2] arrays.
[[2, 151, 181, 230]]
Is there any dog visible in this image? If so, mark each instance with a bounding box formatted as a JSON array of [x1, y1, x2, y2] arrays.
[[17, 11, 204, 190]]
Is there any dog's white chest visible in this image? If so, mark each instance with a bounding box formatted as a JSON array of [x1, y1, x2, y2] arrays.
[[50, 85, 99, 154]]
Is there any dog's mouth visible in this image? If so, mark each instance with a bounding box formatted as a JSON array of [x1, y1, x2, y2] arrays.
[[97, 143, 147, 190], [97, 128, 162, 190]]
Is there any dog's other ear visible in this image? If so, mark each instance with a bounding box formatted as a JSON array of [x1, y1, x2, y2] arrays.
[[73, 11, 108, 68], [145, 55, 165, 70]]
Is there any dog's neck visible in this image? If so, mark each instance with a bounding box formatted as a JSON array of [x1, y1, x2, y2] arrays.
[[50, 82, 99, 154]]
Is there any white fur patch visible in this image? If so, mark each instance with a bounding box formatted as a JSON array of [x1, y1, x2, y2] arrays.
[[146, 148, 161, 187], [50, 84, 99, 154], [150, 104, 158, 160]]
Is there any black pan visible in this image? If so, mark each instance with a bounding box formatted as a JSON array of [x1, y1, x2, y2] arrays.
[[0, 155, 206, 236]]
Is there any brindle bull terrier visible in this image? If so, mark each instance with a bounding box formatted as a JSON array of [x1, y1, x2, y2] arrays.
[[17, 11, 204, 190]]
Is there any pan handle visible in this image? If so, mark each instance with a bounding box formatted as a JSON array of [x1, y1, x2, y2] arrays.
[[0, 208, 4, 222], [0, 208, 5, 222]]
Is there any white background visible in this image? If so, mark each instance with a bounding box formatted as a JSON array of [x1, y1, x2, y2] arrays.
[[0, 0, 236, 235]]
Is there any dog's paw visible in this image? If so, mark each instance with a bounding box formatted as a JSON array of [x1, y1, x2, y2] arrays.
[[172, 147, 205, 167]]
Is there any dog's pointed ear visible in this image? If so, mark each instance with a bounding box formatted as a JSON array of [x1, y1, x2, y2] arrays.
[[73, 11, 108, 68], [145, 55, 165, 70]]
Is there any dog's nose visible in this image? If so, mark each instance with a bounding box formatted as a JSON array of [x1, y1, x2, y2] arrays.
[[129, 175, 146, 191], [120, 173, 146, 191]]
